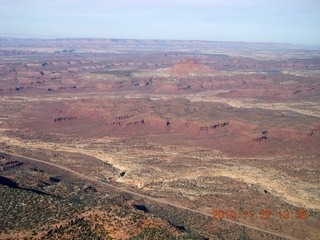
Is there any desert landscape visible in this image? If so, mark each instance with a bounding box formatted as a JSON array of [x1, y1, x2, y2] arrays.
[[0, 38, 319, 239]]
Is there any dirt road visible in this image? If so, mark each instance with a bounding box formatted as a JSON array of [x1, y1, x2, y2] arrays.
[[1, 151, 297, 240]]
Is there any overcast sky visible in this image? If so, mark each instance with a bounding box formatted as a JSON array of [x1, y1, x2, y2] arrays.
[[0, 0, 319, 45]]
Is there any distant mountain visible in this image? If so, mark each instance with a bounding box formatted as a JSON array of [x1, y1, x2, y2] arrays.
[[0, 37, 297, 49], [168, 59, 217, 77]]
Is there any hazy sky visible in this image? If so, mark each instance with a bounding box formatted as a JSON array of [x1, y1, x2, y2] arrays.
[[0, 0, 319, 45]]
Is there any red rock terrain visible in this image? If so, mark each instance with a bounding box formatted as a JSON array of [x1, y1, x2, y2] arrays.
[[168, 59, 217, 77], [0, 38, 320, 240]]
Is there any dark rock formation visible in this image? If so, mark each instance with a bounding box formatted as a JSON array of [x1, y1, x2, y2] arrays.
[[54, 116, 76, 122]]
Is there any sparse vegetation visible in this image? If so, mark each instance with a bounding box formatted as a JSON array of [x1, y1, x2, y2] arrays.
[[0, 39, 319, 239]]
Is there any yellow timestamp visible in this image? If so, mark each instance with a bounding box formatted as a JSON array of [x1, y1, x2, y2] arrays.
[[212, 209, 308, 220]]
